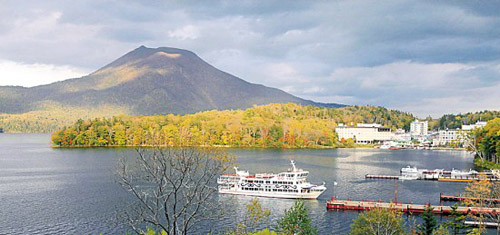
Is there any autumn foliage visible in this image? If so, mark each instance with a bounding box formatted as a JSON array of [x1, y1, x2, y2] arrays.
[[51, 103, 415, 148]]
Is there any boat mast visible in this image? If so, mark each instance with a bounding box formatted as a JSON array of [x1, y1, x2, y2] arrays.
[[290, 160, 297, 172]]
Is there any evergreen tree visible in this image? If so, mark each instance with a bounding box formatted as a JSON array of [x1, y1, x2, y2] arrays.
[[277, 200, 317, 235], [418, 205, 437, 235], [443, 204, 469, 235]]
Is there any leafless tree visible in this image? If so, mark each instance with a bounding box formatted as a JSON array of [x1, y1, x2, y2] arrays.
[[462, 129, 484, 161], [117, 147, 234, 235]]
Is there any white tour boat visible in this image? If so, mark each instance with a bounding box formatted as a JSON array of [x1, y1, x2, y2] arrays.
[[400, 166, 420, 180], [400, 166, 444, 180], [217, 160, 326, 199]]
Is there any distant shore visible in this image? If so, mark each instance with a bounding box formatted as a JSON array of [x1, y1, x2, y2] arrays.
[[50, 143, 467, 151]]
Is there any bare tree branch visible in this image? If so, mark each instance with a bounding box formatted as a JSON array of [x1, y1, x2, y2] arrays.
[[116, 147, 234, 235]]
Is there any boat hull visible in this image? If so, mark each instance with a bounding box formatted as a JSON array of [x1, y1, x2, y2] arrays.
[[218, 189, 324, 199]]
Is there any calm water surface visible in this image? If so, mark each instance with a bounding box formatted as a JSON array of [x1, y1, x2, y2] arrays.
[[0, 134, 480, 234]]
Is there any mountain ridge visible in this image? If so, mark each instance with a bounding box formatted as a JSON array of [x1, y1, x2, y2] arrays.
[[0, 46, 342, 116]]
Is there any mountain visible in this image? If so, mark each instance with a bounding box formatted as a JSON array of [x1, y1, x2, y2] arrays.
[[0, 46, 341, 117]]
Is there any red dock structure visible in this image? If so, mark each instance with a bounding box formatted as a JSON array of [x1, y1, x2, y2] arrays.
[[440, 193, 500, 203], [326, 197, 500, 215]]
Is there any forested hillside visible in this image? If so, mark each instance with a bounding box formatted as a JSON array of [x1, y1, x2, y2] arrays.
[[51, 103, 415, 148], [431, 110, 500, 130], [0, 102, 128, 133]]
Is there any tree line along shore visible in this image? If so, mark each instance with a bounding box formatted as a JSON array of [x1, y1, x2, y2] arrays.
[[48, 103, 500, 170], [50, 103, 415, 148]]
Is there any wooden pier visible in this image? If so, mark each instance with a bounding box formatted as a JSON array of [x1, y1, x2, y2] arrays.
[[438, 177, 500, 182], [365, 174, 500, 182], [326, 197, 500, 215], [440, 193, 500, 203], [365, 174, 399, 180]]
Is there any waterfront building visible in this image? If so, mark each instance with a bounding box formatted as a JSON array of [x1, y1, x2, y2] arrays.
[[438, 129, 463, 146], [393, 129, 411, 141], [462, 121, 487, 131], [336, 123, 394, 144], [410, 120, 428, 136]]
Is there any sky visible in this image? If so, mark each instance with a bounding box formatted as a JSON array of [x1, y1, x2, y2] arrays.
[[1, 0, 499, 118]]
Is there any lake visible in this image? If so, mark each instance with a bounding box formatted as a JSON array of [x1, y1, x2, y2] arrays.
[[0, 134, 482, 234]]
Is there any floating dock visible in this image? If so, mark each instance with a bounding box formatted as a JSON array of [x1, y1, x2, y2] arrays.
[[326, 197, 500, 215], [366, 167, 500, 182], [365, 174, 500, 182], [440, 193, 500, 203], [365, 174, 399, 180], [438, 177, 500, 182], [464, 221, 500, 228]]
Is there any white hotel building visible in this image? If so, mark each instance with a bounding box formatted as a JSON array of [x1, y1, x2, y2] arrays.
[[437, 129, 461, 146], [335, 123, 394, 144], [435, 122, 487, 146], [410, 120, 428, 136]]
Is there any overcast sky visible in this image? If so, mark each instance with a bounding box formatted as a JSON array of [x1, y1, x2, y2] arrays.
[[1, 0, 499, 117]]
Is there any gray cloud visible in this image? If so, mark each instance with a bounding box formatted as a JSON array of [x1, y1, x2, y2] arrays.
[[0, 0, 499, 117]]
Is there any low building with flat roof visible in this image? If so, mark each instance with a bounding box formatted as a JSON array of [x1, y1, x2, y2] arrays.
[[336, 123, 394, 144], [462, 121, 487, 131]]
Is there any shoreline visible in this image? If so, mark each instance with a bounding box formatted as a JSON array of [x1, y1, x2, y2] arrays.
[[50, 144, 468, 151], [1, 133, 469, 152]]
